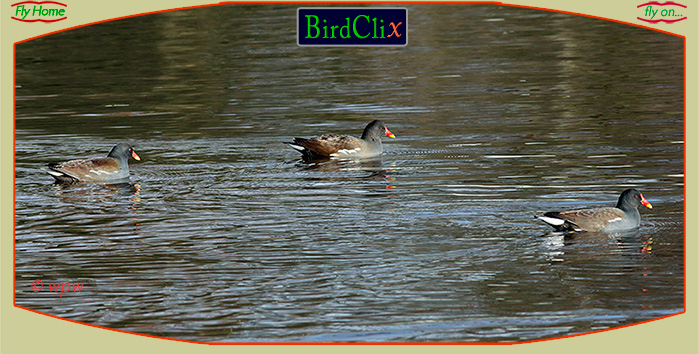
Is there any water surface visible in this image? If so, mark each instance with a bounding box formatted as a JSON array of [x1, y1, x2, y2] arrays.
[[14, 4, 684, 343]]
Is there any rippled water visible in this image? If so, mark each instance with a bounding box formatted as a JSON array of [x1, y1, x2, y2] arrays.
[[14, 4, 684, 342]]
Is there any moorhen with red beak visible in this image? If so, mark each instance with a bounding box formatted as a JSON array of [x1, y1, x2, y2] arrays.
[[286, 120, 395, 160], [43, 142, 141, 184], [536, 189, 653, 232]]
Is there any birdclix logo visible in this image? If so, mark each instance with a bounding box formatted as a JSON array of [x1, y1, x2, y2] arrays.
[[298, 8, 407, 46], [11, 1, 67, 23]]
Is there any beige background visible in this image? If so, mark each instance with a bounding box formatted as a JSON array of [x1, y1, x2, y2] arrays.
[[2, 0, 697, 353]]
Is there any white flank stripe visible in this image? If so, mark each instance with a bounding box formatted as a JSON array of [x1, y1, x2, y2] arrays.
[[331, 148, 361, 157], [537, 216, 566, 226]]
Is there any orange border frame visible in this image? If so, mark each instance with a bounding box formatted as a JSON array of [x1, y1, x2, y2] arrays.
[[12, 1, 687, 345]]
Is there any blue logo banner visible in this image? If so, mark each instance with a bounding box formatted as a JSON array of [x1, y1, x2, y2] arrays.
[[298, 8, 408, 46]]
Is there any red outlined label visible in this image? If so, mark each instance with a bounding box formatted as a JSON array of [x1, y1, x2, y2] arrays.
[[11, 1, 67, 23], [637, 1, 687, 24]]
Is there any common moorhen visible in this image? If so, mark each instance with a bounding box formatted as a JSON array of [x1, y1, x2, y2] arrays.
[[286, 120, 395, 160], [536, 189, 653, 232], [43, 142, 140, 184]]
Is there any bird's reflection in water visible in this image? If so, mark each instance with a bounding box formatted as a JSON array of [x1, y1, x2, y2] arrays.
[[539, 228, 651, 263], [49, 181, 140, 212], [294, 156, 396, 190], [51, 180, 138, 196], [48, 181, 143, 235]]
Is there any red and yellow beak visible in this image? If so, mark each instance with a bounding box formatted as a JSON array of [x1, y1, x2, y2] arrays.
[[385, 127, 395, 139], [640, 193, 652, 209], [132, 150, 141, 161]]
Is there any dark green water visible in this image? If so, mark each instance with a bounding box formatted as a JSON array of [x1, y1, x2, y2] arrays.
[[14, 4, 684, 342]]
